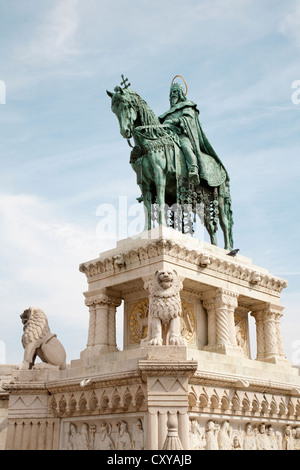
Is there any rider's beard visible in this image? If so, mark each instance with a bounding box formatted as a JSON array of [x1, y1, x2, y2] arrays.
[[170, 96, 179, 107]]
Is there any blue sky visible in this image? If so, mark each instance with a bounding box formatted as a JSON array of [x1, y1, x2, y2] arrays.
[[0, 0, 300, 365]]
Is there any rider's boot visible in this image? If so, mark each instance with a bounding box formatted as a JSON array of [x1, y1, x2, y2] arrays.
[[189, 164, 200, 185]]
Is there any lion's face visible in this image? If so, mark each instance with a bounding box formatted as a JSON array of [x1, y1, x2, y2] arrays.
[[20, 308, 31, 326], [157, 271, 174, 290]]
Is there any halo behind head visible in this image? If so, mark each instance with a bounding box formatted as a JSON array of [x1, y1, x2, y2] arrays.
[[171, 75, 188, 95]]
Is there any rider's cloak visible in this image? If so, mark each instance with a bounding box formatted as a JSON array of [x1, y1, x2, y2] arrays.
[[159, 101, 229, 187]]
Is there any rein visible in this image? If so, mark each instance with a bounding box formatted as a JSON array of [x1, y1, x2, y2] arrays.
[[135, 124, 168, 130], [133, 124, 170, 142]]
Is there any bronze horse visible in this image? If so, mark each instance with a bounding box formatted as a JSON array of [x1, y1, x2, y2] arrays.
[[107, 85, 233, 250]]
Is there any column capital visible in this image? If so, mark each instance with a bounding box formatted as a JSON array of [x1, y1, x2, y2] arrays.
[[84, 290, 122, 308], [250, 302, 284, 319], [202, 288, 238, 310]]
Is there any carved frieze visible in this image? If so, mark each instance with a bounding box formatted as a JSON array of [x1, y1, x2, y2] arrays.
[[79, 239, 287, 295], [189, 417, 300, 450], [61, 417, 144, 450], [128, 298, 196, 345], [48, 382, 146, 418]]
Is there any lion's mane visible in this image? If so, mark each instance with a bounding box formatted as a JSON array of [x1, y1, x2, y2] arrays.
[[21, 307, 51, 348], [148, 271, 182, 322]]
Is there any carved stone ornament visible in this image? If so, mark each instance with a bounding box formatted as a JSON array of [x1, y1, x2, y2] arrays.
[[19, 307, 66, 370], [187, 418, 300, 450], [79, 238, 287, 295], [128, 298, 196, 345], [62, 418, 144, 450], [144, 270, 186, 346]]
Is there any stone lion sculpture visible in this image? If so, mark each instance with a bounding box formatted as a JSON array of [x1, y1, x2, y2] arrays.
[[20, 307, 66, 370], [145, 270, 186, 346]]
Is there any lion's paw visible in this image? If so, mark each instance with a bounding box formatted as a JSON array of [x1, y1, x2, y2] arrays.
[[19, 361, 30, 371], [149, 337, 163, 346], [169, 336, 186, 346]]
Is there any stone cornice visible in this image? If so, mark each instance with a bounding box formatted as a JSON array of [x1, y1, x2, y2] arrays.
[[46, 370, 142, 394], [2, 370, 144, 395], [79, 238, 287, 295], [3, 367, 300, 404], [138, 359, 198, 380], [2, 382, 48, 395], [191, 370, 300, 397]]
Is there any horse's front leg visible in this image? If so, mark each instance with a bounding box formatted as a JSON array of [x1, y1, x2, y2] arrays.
[[140, 183, 152, 231], [156, 178, 167, 226], [151, 150, 167, 226]]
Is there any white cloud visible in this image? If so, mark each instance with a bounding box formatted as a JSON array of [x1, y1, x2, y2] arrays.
[[22, 0, 81, 65], [0, 192, 114, 293], [279, 2, 300, 47], [0, 192, 116, 363]]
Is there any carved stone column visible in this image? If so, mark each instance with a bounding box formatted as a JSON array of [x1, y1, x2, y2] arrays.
[[85, 302, 96, 348], [83, 291, 122, 357], [274, 308, 287, 361], [251, 303, 289, 364], [15, 421, 24, 449], [29, 420, 39, 450], [94, 296, 110, 348], [108, 297, 122, 350], [5, 421, 15, 450], [37, 421, 47, 450], [251, 309, 265, 360], [202, 294, 217, 348], [203, 288, 242, 356]]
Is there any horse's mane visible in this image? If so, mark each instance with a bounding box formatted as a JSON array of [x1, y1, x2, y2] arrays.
[[114, 89, 169, 140], [128, 91, 160, 126], [131, 90, 173, 141]]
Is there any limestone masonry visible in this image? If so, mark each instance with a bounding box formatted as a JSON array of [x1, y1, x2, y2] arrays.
[[2, 227, 300, 450]]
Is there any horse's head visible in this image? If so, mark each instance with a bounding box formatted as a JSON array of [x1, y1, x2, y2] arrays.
[[107, 87, 138, 139]]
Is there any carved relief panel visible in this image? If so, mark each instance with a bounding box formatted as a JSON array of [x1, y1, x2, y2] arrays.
[[60, 416, 145, 450], [189, 417, 300, 450], [188, 383, 300, 450], [234, 307, 251, 358], [126, 298, 196, 347]]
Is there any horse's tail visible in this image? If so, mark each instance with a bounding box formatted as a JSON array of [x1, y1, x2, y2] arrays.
[[227, 200, 234, 249], [219, 181, 234, 250], [224, 180, 234, 249]]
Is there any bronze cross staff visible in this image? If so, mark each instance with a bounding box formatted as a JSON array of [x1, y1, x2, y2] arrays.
[[120, 74, 131, 89]]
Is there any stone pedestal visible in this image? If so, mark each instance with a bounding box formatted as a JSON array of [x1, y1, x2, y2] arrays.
[[3, 227, 300, 450]]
